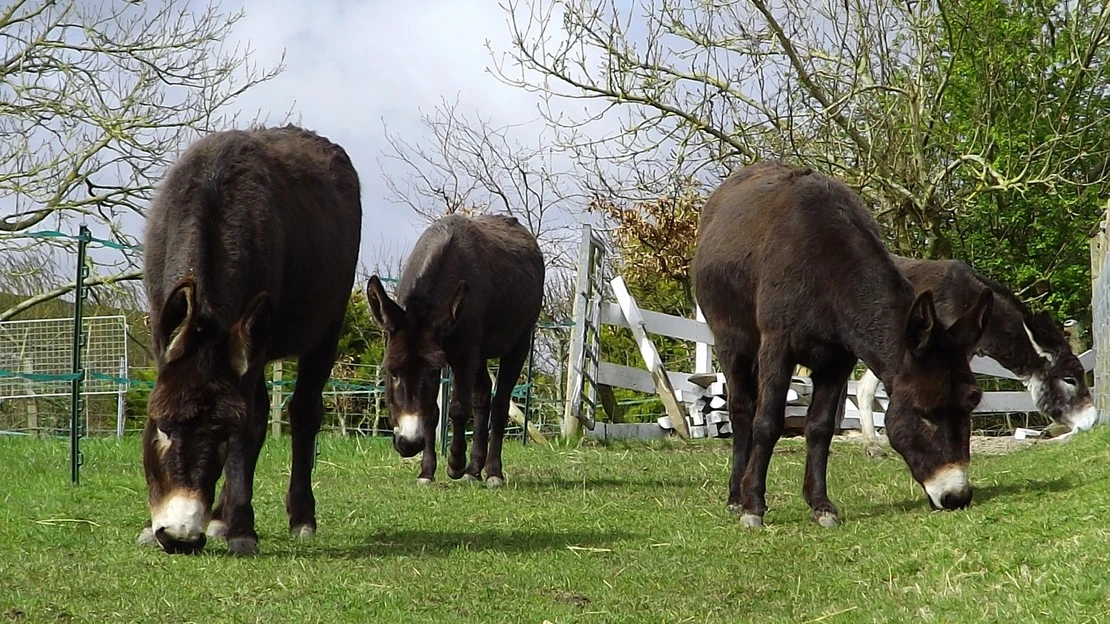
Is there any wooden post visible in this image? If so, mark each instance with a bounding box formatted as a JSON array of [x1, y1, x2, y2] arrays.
[[271, 361, 283, 437], [116, 357, 126, 438], [610, 276, 690, 440], [597, 385, 623, 423], [20, 353, 38, 435], [562, 226, 595, 438], [694, 304, 712, 375]]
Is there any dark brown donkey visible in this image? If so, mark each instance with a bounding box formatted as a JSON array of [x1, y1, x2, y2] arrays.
[[138, 125, 361, 554], [857, 255, 1097, 456], [366, 213, 543, 486], [692, 161, 993, 528]]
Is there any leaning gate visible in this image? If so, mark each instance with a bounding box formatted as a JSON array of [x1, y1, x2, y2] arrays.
[[563, 225, 1100, 441]]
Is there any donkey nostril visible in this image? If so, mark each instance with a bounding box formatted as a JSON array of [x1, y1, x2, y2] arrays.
[[940, 488, 973, 510], [154, 527, 207, 555]]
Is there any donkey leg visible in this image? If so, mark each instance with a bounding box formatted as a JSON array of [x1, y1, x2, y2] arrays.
[[804, 361, 855, 528], [285, 337, 339, 539], [483, 332, 532, 487], [465, 365, 493, 480], [738, 339, 794, 528], [717, 341, 758, 516], [417, 411, 439, 484], [221, 375, 269, 555], [208, 469, 232, 538], [446, 357, 478, 480]]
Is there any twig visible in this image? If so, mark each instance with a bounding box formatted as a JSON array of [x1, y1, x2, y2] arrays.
[[804, 606, 859, 623], [33, 518, 101, 527]]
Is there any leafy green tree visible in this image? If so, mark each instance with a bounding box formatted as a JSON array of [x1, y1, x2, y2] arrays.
[[497, 0, 1110, 327]]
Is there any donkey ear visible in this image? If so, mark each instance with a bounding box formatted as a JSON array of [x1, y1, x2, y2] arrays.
[[1023, 321, 1054, 362], [905, 290, 937, 358], [229, 292, 271, 377], [947, 288, 993, 352], [159, 277, 197, 364], [366, 275, 404, 333]]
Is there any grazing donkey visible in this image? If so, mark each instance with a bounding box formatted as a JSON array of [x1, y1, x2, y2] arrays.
[[856, 255, 1097, 456], [692, 161, 993, 528], [139, 125, 361, 554], [366, 213, 544, 486]]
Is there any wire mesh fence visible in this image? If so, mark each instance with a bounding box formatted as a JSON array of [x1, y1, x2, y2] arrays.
[[0, 319, 573, 442], [0, 315, 129, 437]]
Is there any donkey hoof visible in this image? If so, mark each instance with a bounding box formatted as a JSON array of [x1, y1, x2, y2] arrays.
[[460, 473, 480, 482], [814, 511, 840, 528], [206, 520, 228, 538], [137, 526, 158, 547], [738, 513, 764, 529], [227, 537, 258, 556], [865, 443, 887, 459], [486, 476, 504, 488], [292, 525, 316, 539], [447, 467, 465, 480], [416, 477, 434, 486]]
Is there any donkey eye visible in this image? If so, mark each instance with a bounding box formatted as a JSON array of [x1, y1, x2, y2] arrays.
[[1063, 377, 1079, 387]]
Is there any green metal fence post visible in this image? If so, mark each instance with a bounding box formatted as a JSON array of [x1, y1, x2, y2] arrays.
[[522, 327, 536, 446], [70, 225, 90, 485]]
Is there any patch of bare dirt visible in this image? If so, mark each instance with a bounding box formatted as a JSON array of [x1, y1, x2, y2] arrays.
[[832, 430, 1038, 456]]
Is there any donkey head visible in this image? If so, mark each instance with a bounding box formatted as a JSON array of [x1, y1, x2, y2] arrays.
[[1022, 311, 1097, 433], [366, 275, 466, 457], [884, 288, 993, 511], [142, 277, 271, 554]]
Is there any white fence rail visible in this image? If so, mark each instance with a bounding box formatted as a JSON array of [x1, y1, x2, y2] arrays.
[[581, 289, 1094, 437]]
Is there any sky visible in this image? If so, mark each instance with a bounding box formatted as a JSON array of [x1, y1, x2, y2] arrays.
[[218, 0, 567, 274]]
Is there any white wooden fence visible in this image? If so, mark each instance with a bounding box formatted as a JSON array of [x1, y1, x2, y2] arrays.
[[562, 226, 1096, 440]]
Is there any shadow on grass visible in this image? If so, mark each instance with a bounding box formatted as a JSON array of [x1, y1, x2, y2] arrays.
[[971, 475, 1074, 504], [853, 476, 1075, 519], [508, 476, 706, 490], [321, 528, 638, 558]]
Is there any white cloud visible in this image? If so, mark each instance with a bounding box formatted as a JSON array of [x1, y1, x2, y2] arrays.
[[222, 0, 556, 274]]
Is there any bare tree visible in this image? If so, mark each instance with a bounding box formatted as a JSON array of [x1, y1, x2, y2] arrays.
[[381, 96, 579, 270], [0, 0, 283, 318], [493, 0, 1110, 254]]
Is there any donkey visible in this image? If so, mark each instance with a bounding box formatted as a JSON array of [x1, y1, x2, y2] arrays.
[[366, 213, 544, 486], [138, 125, 361, 555], [692, 161, 993, 528], [856, 255, 1097, 457]]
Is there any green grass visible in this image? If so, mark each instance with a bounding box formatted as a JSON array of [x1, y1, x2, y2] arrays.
[[3, 429, 1110, 624]]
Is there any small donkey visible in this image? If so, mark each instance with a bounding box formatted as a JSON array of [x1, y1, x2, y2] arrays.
[[367, 213, 544, 486]]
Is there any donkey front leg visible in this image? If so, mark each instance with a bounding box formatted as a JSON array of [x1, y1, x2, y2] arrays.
[[218, 376, 269, 555], [285, 338, 339, 538], [482, 332, 532, 487], [446, 357, 478, 481], [803, 363, 854, 528], [739, 340, 794, 528]]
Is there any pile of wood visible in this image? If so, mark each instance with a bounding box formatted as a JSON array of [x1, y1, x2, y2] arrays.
[[656, 373, 817, 437]]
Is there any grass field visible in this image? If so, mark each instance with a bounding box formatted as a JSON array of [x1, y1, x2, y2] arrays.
[[2, 428, 1110, 623]]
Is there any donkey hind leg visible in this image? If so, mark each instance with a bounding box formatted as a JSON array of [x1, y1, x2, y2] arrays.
[[482, 332, 532, 487], [717, 342, 757, 517], [856, 368, 887, 458], [738, 338, 794, 528], [285, 336, 340, 539], [803, 360, 855, 528], [446, 356, 478, 481], [220, 375, 269, 555], [463, 364, 493, 480]]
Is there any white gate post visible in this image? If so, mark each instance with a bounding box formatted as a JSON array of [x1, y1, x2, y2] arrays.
[[694, 304, 712, 375]]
